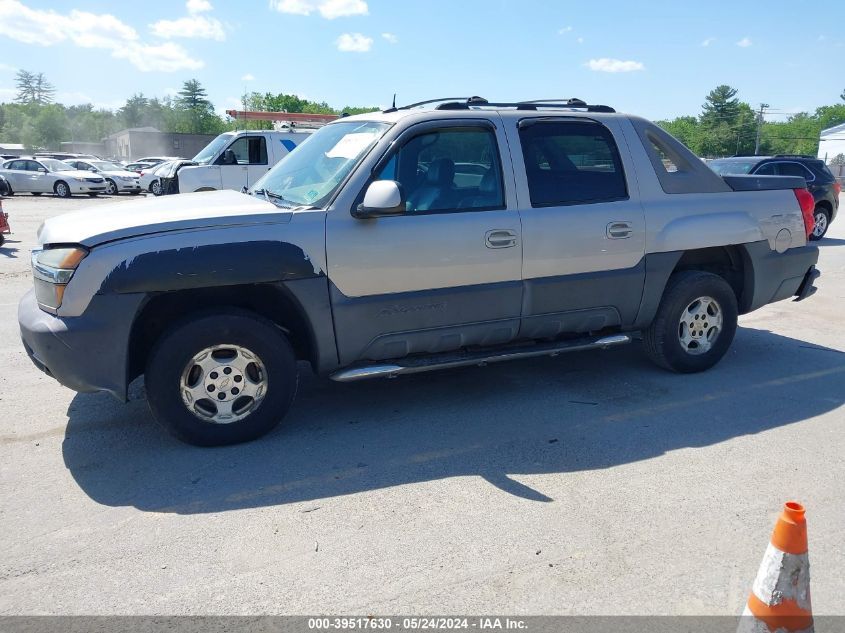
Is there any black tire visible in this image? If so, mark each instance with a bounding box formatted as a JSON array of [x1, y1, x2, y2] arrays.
[[54, 181, 71, 198], [145, 310, 298, 446], [0, 234, 5, 247], [150, 180, 162, 196], [31, 192, 41, 196], [809, 206, 831, 241], [105, 179, 118, 196], [643, 270, 738, 373]]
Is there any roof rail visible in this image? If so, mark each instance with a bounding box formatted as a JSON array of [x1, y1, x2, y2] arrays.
[[434, 97, 615, 113], [773, 154, 816, 159], [384, 96, 614, 114], [382, 97, 475, 113]]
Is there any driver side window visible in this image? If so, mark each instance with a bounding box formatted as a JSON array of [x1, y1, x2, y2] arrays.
[[374, 127, 505, 213], [226, 136, 268, 165]]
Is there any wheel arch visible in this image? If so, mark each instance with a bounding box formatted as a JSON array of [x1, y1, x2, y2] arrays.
[[634, 244, 752, 328], [127, 282, 327, 383]]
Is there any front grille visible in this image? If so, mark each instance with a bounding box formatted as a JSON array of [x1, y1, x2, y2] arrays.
[[85, 177, 104, 183]]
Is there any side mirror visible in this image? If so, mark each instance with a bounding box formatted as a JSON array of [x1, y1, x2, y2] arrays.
[[221, 149, 237, 165], [353, 180, 406, 219], [89, 167, 97, 172], [37, 167, 47, 173]]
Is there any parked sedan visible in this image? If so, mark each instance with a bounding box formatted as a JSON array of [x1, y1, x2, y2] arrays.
[[125, 160, 164, 173], [138, 161, 175, 196], [0, 158, 107, 197], [66, 159, 142, 195]]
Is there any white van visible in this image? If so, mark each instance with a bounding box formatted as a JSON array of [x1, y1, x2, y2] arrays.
[[176, 130, 313, 193]]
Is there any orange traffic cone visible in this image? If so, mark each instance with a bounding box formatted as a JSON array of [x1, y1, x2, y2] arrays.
[[738, 502, 813, 633]]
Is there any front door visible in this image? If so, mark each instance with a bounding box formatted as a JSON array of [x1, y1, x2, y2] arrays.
[[505, 118, 646, 337], [326, 120, 524, 365], [220, 135, 269, 191]]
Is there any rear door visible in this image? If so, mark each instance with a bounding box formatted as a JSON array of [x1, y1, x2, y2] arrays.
[[2, 160, 28, 190], [506, 117, 646, 337]]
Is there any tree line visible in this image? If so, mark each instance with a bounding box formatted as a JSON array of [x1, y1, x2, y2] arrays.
[[658, 85, 845, 159], [0, 70, 378, 151]]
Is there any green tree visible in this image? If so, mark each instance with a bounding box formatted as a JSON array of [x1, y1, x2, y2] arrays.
[[701, 85, 741, 127], [174, 79, 223, 134], [120, 93, 150, 128], [15, 70, 55, 105]]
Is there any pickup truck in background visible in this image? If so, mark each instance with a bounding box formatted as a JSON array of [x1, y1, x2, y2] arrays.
[[19, 97, 820, 446], [173, 129, 314, 194]]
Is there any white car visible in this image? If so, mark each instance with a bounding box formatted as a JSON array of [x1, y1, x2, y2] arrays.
[[66, 159, 142, 195], [0, 157, 107, 197], [139, 161, 174, 196]]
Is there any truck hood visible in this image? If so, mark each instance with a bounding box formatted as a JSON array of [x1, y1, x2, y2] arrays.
[[38, 189, 292, 247]]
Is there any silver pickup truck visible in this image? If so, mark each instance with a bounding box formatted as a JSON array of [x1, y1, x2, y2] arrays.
[[18, 97, 820, 446]]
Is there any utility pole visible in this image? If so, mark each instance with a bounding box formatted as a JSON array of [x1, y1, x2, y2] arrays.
[[754, 103, 769, 155]]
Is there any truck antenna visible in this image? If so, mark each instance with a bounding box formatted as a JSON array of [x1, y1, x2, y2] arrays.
[[392, 93, 396, 109]]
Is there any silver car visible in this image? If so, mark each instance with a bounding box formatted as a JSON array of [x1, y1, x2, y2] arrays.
[[0, 158, 107, 197], [66, 159, 142, 196]]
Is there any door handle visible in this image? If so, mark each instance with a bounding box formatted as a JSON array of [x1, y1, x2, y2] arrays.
[[485, 229, 518, 249], [606, 221, 633, 239]]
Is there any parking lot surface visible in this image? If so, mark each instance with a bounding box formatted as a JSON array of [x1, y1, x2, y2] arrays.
[[1, 193, 843, 615]]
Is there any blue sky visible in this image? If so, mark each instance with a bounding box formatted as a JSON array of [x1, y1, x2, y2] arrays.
[[0, 0, 843, 122]]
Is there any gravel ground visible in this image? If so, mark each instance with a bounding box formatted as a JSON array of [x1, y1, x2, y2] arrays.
[[0, 192, 843, 615]]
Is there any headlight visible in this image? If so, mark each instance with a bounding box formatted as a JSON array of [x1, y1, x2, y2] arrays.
[[72, 177, 86, 182], [31, 246, 88, 312]]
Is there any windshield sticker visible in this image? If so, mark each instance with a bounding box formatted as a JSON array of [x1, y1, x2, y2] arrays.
[[326, 132, 379, 159]]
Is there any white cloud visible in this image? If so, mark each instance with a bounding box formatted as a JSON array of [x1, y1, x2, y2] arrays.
[[0, 62, 16, 72], [150, 0, 225, 40], [576, 37, 584, 44], [335, 32, 372, 52], [817, 35, 826, 42], [737, 37, 752, 47], [0, 0, 203, 71], [187, 0, 213, 13], [585, 58, 644, 73], [270, 0, 368, 18], [701, 37, 715, 47], [558, 26, 573, 34], [381, 32, 397, 44], [115, 42, 204, 72], [150, 15, 225, 40], [241, 73, 255, 81], [319, 0, 368, 18]]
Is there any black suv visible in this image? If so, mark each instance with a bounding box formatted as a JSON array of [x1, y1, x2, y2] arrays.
[[709, 155, 841, 240]]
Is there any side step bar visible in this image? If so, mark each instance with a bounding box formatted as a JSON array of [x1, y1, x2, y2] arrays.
[[330, 334, 631, 383]]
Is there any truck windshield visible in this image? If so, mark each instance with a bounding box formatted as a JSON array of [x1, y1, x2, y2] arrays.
[[192, 133, 235, 165], [251, 121, 391, 208]]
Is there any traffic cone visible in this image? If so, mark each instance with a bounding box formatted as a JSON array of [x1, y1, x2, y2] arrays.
[[738, 501, 813, 633]]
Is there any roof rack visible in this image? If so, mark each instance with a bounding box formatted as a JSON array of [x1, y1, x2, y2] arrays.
[[773, 154, 816, 159], [383, 96, 615, 114]]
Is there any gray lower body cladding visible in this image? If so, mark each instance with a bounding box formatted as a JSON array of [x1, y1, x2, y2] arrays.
[[19, 289, 144, 400]]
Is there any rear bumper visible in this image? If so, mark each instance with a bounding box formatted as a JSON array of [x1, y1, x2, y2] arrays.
[[18, 289, 145, 400], [744, 243, 820, 312]]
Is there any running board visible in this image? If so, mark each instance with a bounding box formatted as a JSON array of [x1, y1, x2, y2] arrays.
[[330, 334, 631, 382]]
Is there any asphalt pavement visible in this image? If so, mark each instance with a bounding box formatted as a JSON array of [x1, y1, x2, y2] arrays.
[[0, 192, 843, 615]]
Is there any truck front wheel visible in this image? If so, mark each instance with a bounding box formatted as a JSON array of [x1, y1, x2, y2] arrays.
[[145, 310, 298, 446], [643, 270, 738, 373]]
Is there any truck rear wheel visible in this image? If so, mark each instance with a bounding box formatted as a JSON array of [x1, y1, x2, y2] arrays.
[[145, 310, 298, 446], [643, 271, 738, 373]]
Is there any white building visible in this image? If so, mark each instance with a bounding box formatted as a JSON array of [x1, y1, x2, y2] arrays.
[[818, 122, 845, 163]]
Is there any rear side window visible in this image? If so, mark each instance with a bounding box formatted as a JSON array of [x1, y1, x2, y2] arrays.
[[754, 163, 776, 176], [776, 162, 814, 181], [518, 121, 627, 206]]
